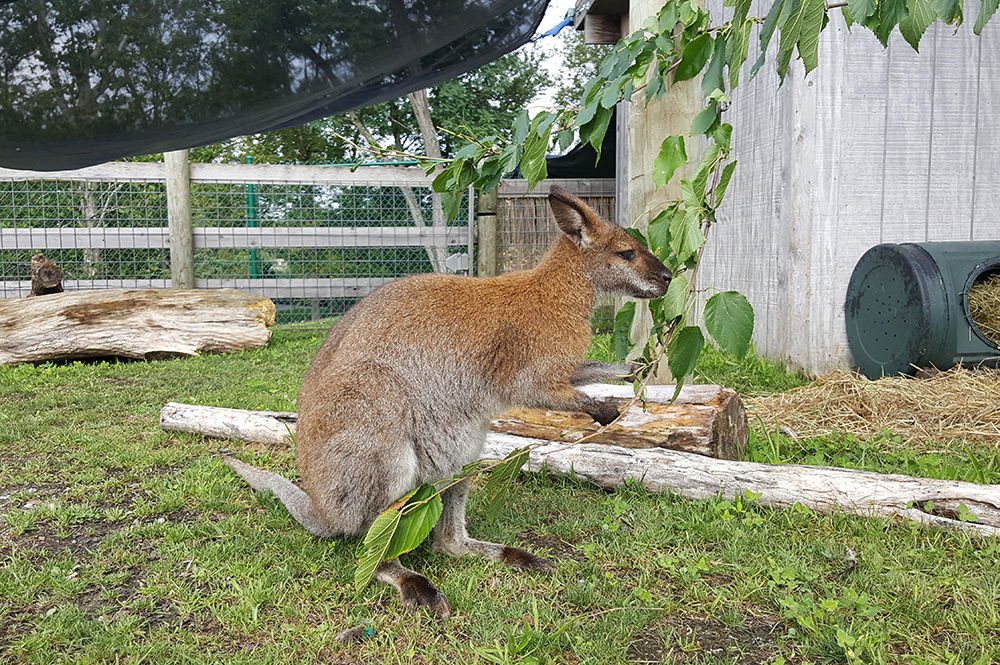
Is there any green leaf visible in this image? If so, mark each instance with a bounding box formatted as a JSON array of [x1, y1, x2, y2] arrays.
[[704, 291, 755, 358], [715, 161, 739, 205], [577, 100, 600, 127], [712, 123, 734, 151], [653, 136, 687, 188], [612, 302, 637, 362], [777, 0, 827, 79], [975, 0, 998, 34], [675, 33, 715, 82], [512, 111, 530, 144], [535, 111, 558, 137], [751, 0, 788, 77], [874, 0, 909, 45], [453, 143, 479, 160], [388, 485, 443, 557], [693, 142, 722, 198], [354, 484, 443, 591], [600, 83, 621, 109], [669, 208, 705, 261], [585, 105, 614, 161], [690, 102, 720, 136], [900, 0, 937, 49], [483, 447, 531, 518], [557, 129, 575, 152], [667, 326, 705, 398], [521, 131, 550, 189], [727, 19, 754, 88], [680, 179, 703, 211], [932, 0, 963, 23], [354, 506, 402, 591], [431, 163, 454, 193], [624, 227, 649, 248], [647, 207, 674, 257], [848, 0, 876, 20], [701, 37, 727, 99], [660, 274, 690, 322]]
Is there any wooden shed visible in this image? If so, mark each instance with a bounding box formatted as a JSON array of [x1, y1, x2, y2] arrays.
[[580, 0, 1000, 376]]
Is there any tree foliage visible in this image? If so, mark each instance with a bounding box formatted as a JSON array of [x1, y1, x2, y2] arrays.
[[190, 51, 551, 164]]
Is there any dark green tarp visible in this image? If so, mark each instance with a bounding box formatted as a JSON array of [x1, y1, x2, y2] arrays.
[[0, 0, 549, 170]]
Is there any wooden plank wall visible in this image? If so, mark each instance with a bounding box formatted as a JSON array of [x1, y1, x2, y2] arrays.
[[495, 178, 615, 273], [696, 1, 1000, 375]]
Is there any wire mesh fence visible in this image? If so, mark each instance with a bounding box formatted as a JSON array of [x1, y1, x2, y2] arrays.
[[0, 165, 472, 322], [0, 165, 616, 327]]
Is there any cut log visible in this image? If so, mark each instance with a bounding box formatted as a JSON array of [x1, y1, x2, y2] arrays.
[[160, 393, 1000, 536], [492, 384, 747, 460], [0, 289, 275, 365], [161, 383, 748, 460]]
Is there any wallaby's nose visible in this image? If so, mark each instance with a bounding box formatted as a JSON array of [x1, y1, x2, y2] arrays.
[[660, 268, 672, 283]]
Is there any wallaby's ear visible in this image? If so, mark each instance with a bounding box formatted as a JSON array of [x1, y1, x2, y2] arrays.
[[548, 186, 598, 247]]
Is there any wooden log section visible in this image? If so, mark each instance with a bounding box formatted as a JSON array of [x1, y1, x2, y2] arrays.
[[160, 393, 1000, 536], [493, 384, 747, 460], [0, 289, 275, 365], [161, 383, 748, 460]]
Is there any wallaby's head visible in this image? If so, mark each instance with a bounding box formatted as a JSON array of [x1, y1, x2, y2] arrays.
[[548, 186, 671, 298]]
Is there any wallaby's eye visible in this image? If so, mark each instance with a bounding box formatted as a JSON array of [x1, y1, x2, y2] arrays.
[[617, 250, 635, 261]]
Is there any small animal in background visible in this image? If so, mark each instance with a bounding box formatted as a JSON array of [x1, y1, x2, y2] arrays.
[[225, 186, 672, 618], [29, 253, 64, 297]]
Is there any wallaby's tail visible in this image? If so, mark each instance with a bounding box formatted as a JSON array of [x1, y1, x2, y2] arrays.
[[223, 456, 336, 538]]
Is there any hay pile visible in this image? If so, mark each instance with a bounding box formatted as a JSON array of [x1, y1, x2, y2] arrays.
[[748, 367, 1000, 446], [969, 273, 1000, 346]]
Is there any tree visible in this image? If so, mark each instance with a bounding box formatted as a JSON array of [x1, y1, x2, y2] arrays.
[[190, 50, 552, 164]]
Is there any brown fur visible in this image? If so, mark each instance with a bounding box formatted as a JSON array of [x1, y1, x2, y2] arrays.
[[225, 186, 670, 618]]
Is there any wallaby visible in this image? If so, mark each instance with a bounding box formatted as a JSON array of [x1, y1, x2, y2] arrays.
[[225, 186, 671, 619]]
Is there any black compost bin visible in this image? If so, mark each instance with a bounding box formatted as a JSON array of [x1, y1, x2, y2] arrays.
[[845, 242, 1000, 378]]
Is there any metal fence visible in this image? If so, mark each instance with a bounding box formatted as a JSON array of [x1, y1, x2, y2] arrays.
[[0, 164, 615, 326], [0, 162, 472, 322]]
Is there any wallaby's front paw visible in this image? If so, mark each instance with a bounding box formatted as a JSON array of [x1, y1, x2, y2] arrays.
[[624, 360, 646, 382], [500, 546, 557, 572], [399, 575, 452, 620], [590, 399, 620, 426]]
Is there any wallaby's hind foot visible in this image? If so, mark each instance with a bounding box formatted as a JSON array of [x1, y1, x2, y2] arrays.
[[432, 480, 557, 573], [376, 559, 452, 620]]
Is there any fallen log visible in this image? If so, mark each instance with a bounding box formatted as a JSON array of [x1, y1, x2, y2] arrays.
[[161, 383, 748, 459], [160, 390, 1000, 536], [493, 384, 747, 460], [0, 289, 275, 365], [483, 434, 1000, 537]]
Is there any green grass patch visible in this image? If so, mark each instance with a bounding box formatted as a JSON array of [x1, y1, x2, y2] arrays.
[[1, 324, 998, 664]]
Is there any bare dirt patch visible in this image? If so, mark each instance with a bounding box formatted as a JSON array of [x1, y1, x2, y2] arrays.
[[628, 613, 786, 664], [518, 530, 587, 562], [13, 518, 121, 555]]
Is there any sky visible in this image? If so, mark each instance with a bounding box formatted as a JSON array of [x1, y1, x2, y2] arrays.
[[525, 0, 580, 111]]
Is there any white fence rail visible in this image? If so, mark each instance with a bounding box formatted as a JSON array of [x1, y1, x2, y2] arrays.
[[0, 160, 474, 312]]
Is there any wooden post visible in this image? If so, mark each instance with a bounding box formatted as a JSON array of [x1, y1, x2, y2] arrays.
[[164, 150, 195, 288], [476, 188, 498, 277]]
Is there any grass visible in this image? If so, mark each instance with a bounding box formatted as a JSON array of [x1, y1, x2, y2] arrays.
[[1, 324, 998, 664]]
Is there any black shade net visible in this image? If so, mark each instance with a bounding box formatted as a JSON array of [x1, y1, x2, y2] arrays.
[[0, 0, 549, 171]]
